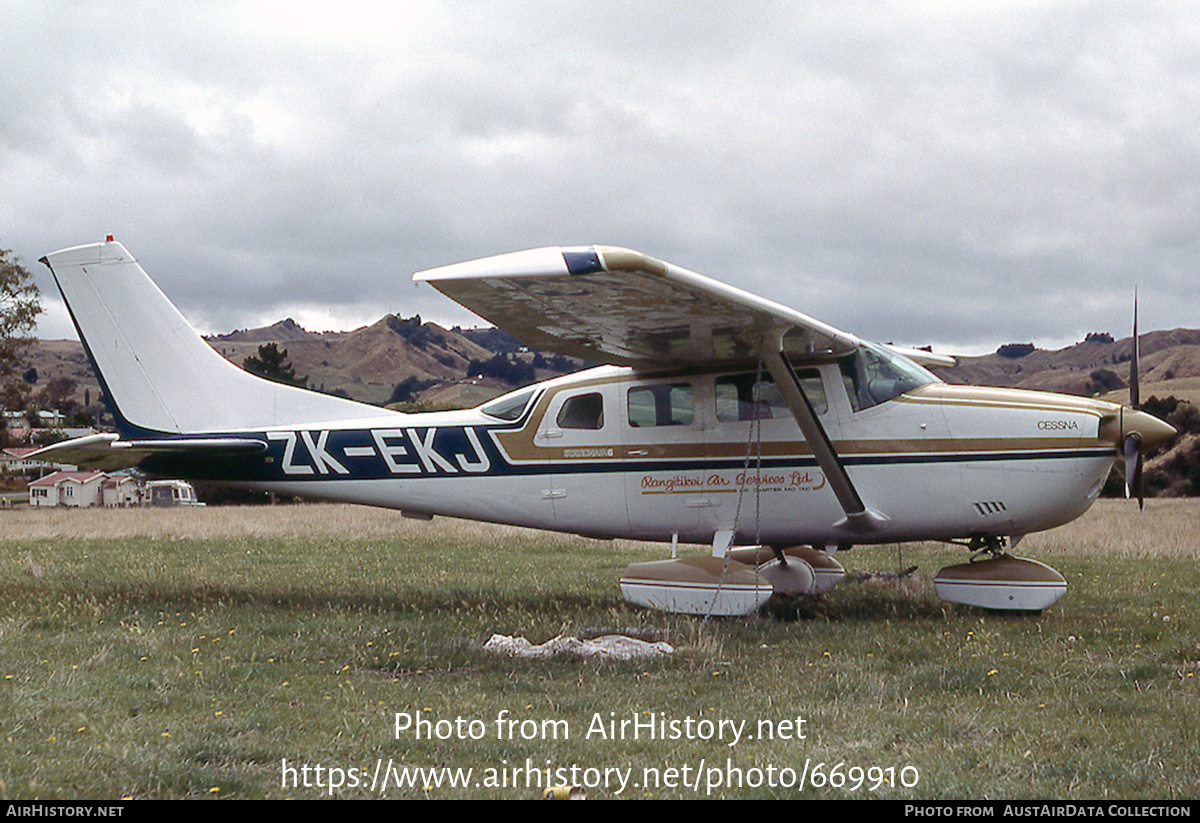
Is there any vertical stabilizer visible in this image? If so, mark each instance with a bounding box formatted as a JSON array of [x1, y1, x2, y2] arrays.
[[40, 240, 387, 435]]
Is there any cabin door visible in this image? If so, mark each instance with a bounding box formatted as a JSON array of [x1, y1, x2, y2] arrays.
[[533, 384, 629, 538]]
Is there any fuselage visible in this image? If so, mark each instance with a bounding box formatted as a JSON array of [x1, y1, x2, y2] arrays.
[[37, 239, 1175, 561], [140, 359, 1150, 549]]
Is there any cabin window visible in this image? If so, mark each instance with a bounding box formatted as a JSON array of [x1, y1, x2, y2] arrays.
[[481, 387, 536, 421], [840, 341, 937, 411], [716, 370, 825, 420], [556, 392, 605, 429], [627, 383, 694, 427]]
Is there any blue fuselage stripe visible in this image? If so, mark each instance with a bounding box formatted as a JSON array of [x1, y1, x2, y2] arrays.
[[134, 424, 1113, 482]]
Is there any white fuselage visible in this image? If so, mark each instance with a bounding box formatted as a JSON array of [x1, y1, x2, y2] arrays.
[[245, 364, 1118, 548]]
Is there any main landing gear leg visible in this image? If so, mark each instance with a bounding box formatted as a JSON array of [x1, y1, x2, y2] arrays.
[[969, 534, 1007, 560]]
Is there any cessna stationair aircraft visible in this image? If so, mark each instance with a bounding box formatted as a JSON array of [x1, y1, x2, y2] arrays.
[[34, 239, 1175, 615]]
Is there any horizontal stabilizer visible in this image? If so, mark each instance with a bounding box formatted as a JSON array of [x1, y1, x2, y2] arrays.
[[30, 433, 266, 472]]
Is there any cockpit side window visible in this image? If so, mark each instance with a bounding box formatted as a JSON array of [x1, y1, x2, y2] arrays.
[[481, 387, 536, 421], [840, 342, 938, 412]]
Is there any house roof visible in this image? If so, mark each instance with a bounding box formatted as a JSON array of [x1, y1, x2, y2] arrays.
[[29, 470, 107, 487]]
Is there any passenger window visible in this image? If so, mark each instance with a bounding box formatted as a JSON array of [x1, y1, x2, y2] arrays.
[[716, 370, 825, 420], [796, 370, 826, 415], [556, 393, 604, 429], [627, 383, 694, 427]]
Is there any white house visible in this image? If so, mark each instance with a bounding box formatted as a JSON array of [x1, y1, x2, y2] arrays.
[[102, 475, 144, 507], [28, 471, 107, 507]]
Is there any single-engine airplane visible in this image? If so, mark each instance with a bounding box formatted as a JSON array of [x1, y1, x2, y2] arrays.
[[34, 239, 1175, 615]]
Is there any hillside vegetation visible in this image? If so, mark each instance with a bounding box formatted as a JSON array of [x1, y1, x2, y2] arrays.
[[19, 316, 583, 418], [934, 328, 1200, 496], [17, 321, 1200, 494]]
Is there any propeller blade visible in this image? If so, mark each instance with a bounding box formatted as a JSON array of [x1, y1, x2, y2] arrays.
[[1136, 450, 1144, 510], [1129, 288, 1139, 410], [1124, 433, 1144, 509]]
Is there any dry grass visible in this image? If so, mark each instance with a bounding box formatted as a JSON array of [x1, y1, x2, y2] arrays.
[[0, 502, 647, 551], [0, 502, 415, 541], [1, 497, 1189, 557], [1021, 498, 1200, 559], [0, 499, 1197, 799]]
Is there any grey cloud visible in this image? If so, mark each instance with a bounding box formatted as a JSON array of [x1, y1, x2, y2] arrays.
[[4, 1, 1200, 354]]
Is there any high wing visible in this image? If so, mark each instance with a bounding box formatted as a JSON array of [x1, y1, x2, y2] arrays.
[[415, 244, 942, 533], [414, 245, 864, 367]]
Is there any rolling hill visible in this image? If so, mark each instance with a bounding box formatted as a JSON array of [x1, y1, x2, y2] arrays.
[[933, 329, 1200, 406], [18, 320, 1200, 428], [20, 315, 583, 415]]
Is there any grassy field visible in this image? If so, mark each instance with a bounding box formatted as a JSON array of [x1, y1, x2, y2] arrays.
[[0, 500, 1197, 799]]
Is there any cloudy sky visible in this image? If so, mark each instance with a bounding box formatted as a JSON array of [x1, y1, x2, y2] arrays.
[[3, 0, 1198, 355]]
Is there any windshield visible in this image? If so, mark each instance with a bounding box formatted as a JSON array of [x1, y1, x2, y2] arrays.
[[480, 387, 537, 421], [840, 341, 940, 411]]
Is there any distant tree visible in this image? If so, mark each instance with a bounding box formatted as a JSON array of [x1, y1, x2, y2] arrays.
[[1085, 368, 1123, 395], [466, 352, 536, 386], [1084, 332, 1114, 344], [243, 342, 308, 387], [24, 401, 40, 429], [71, 407, 95, 428], [387, 375, 435, 404], [0, 248, 43, 421], [997, 343, 1035, 359], [547, 353, 579, 373], [39, 376, 77, 411], [386, 314, 444, 349]]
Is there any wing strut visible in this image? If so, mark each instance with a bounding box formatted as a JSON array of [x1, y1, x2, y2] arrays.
[[760, 335, 888, 534]]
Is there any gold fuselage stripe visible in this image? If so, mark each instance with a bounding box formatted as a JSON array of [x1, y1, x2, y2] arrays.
[[491, 372, 1115, 464]]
